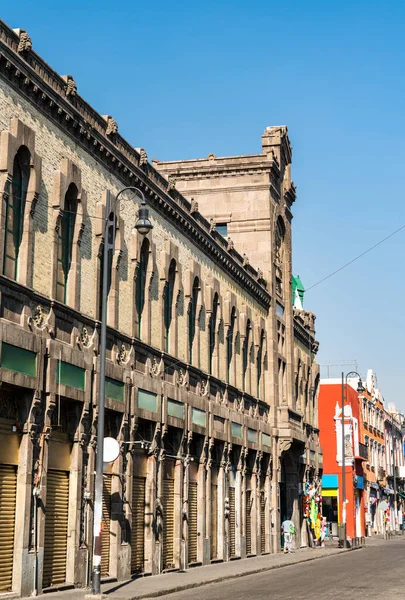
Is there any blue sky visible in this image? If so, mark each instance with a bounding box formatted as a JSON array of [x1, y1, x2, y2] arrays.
[[2, 1, 404, 406]]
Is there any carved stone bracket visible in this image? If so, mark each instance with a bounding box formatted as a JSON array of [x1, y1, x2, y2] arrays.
[[76, 325, 97, 352], [15, 29, 32, 53], [167, 175, 176, 191], [190, 198, 199, 214], [28, 304, 55, 337], [279, 438, 292, 455], [176, 368, 188, 388], [149, 355, 164, 379], [75, 402, 90, 447], [104, 116, 118, 136], [116, 342, 132, 366], [227, 237, 234, 251], [62, 75, 77, 97], [139, 148, 148, 166], [199, 379, 209, 397], [149, 422, 162, 459]]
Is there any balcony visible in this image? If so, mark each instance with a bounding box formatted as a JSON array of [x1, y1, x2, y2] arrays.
[[357, 442, 368, 460]]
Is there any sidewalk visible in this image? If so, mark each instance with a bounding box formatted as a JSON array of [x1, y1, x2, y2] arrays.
[[41, 545, 357, 600]]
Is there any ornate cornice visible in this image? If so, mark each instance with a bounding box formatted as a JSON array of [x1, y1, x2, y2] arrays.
[[0, 20, 270, 310], [293, 312, 319, 354]]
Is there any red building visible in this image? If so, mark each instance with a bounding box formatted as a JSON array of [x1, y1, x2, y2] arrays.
[[319, 378, 367, 541]]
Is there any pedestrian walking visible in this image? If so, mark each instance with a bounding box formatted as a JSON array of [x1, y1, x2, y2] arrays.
[[281, 517, 295, 553], [320, 516, 327, 547]]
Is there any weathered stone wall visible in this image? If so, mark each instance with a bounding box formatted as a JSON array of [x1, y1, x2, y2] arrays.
[[0, 78, 267, 387]]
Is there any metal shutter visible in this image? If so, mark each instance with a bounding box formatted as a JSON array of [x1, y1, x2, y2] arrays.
[[131, 477, 145, 574], [260, 491, 265, 553], [246, 490, 252, 555], [211, 484, 218, 559], [188, 482, 198, 564], [163, 479, 174, 570], [229, 487, 236, 558], [0, 465, 17, 592], [101, 475, 112, 578], [43, 470, 69, 588]]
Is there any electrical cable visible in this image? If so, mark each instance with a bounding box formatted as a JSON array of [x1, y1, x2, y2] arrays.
[[6, 190, 404, 296], [305, 224, 405, 292]]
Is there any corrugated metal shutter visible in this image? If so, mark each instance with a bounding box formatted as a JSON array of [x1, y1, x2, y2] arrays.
[[211, 484, 217, 559], [0, 465, 17, 592], [260, 491, 265, 553], [43, 470, 69, 588], [163, 479, 174, 570], [188, 482, 198, 564], [246, 490, 252, 555], [131, 477, 145, 574], [101, 475, 112, 578], [229, 487, 236, 558]]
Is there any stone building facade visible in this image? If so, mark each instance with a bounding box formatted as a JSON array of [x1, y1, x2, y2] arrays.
[[0, 19, 321, 596], [154, 128, 322, 545]]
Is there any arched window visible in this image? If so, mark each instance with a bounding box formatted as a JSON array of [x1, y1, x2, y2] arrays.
[[3, 146, 30, 280], [164, 259, 176, 353], [56, 183, 78, 303], [275, 216, 286, 295], [135, 238, 149, 339], [242, 319, 251, 392], [188, 277, 199, 364], [227, 307, 236, 383], [257, 329, 265, 399], [208, 292, 219, 375]]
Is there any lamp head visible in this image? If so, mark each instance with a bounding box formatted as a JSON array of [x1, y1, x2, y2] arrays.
[[135, 202, 153, 235], [357, 379, 365, 394]]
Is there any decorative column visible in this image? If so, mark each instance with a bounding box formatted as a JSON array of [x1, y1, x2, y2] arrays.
[[273, 438, 281, 553], [265, 455, 273, 554], [66, 402, 90, 585], [13, 390, 42, 597], [251, 450, 258, 556], [256, 452, 263, 554], [238, 448, 248, 558], [217, 444, 227, 561], [205, 439, 214, 563], [174, 453, 184, 570], [198, 439, 208, 563]]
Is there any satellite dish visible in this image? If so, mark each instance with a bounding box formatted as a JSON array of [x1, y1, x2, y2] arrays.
[[103, 437, 120, 463]]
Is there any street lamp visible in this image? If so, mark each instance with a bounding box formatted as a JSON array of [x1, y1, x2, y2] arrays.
[[340, 371, 364, 548], [92, 186, 152, 595]]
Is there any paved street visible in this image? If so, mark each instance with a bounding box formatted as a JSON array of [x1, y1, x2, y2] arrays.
[[138, 538, 405, 600]]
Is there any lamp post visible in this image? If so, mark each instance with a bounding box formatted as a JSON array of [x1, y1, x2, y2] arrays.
[[340, 371, 364, 548], [92, 187, 152, 595]]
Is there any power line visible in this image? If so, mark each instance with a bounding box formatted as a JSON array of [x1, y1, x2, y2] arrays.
[[305, 224, 405, 292], [4, 191, 404, 294]]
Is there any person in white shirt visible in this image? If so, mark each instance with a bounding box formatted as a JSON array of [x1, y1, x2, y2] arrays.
[[281, 518, 295, 553]]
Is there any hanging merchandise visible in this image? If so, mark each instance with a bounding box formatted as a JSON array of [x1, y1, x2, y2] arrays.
[[302, 479, 323, 545]]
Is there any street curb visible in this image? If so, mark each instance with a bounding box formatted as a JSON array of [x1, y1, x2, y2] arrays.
[[120, 547, 356, 600]]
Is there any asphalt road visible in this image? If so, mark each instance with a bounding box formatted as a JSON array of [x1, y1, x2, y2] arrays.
[[146, 539, 405, 600]]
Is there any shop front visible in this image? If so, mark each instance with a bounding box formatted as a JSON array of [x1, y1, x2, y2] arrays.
[[321, 475, 339, 538]]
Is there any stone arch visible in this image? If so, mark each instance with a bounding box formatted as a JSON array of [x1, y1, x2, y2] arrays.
[[0, 118, 41, 286], [51, 157, 87, 309]]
